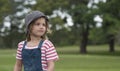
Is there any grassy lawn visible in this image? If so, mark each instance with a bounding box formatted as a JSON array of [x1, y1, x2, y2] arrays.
[[0, 45, 120, 71]]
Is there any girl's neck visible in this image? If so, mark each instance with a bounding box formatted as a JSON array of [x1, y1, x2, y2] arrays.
[[30, 35, 42, 42], [26, 36, 42, 47]]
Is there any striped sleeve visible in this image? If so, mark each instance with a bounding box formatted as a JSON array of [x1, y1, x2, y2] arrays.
[[16, 41, 24, 60], [44, 40, 59, 62]]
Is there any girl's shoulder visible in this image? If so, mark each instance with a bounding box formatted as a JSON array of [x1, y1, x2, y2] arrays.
[[43, 39, 54, 48], [43, 39, 53, 45], [17, 40, 26, 48], [43, 39, 52, 43]]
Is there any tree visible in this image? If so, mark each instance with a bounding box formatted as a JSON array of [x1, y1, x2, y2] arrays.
[[0, 0, 32, 48], [0, 0, 12, 27], [97, 0, 120, 52], [65, 0, 98, 53]]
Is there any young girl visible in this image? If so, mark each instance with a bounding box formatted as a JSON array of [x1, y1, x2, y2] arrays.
[[14, 11, 59, 71]]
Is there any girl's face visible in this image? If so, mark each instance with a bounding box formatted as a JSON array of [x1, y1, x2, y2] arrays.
[[30, 18, 47, 37]]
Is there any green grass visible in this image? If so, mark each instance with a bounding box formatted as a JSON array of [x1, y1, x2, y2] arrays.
[[0, 45, 120, 71], [56, 55, 120, 71]]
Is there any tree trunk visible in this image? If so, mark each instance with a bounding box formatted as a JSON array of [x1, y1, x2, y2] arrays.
[[80, 24, 89, 54], [108, 34, 115, 52]]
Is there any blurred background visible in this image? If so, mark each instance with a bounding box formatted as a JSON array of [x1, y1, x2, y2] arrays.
[[0, 0, 120, 71]]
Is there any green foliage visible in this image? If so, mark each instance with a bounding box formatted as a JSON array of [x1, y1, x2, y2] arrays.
[[98, 0, 120, 35], [0, 0, 27, 48], [89, 27, 107, 45], [95, 0, 120, 47], [0, 0, 12, 22]]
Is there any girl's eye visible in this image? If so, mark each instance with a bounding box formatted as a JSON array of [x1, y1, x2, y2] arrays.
[[42, 23, 46, 26], [34, 23, 40, 26], [34, 23, 46, 26]]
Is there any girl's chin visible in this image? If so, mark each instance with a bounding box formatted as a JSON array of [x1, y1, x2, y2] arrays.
[[31, 32, 44, 37], [32, 34, 43, 37]]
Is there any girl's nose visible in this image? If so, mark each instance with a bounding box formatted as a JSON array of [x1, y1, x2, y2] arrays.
[[39, 25, 44, 28]]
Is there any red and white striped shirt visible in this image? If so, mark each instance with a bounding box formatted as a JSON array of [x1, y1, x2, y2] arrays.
[[16, 40, 59, 71]]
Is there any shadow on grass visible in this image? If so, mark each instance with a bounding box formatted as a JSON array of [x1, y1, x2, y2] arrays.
[[58, 50, 120, 56], [87, 51, 120, 56]]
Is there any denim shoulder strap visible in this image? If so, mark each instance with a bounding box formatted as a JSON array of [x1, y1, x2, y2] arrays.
[[23, 41, 27, 49], [38, 40, 44, 48]]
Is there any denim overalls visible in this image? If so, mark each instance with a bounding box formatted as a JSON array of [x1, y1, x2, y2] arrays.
[[22, 40, 44, 71]]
